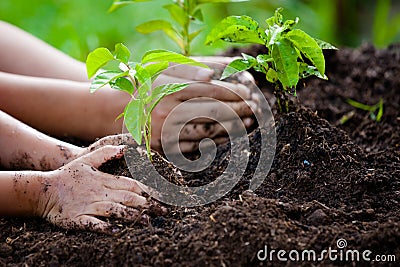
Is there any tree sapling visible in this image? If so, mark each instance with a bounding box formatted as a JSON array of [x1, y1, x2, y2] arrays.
[[86, 43, 208, 157], [206, 7, 336, 112]]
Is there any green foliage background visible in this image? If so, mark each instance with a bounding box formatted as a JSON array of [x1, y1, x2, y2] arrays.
[[1, 0, 399, 62]]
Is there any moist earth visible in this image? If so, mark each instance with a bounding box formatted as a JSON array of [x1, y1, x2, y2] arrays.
[[1, 43, 399, 266]]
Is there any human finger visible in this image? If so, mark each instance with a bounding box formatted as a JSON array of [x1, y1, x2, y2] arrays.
[[168, 99, 257, 123], [189, 117, 254, 140], [163, 118, 248, 142], [165, 136, 229, 154], [107, 191, 148, 208], [190, 56, 241, 69], [79, 145, 125, 169], [161, 65, 214, 81], [155, 76, 252, 101], [103, 175, 146, 194], [87, 134, 137, 152], [62, 215, 112, 233], [85, 202, 145, 221]]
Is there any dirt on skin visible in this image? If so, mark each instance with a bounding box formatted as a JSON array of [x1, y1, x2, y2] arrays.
[[1, 44, 399, 266]]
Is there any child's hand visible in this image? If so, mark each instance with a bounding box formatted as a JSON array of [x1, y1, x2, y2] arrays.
[[151, 56, 258, 153], [37, 145, 160, 233]]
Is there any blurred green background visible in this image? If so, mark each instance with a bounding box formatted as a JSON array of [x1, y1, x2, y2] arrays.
[[1, 0, 399, 62]]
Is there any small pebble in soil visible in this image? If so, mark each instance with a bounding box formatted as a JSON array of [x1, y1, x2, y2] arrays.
[[306, 209, 330, 225]]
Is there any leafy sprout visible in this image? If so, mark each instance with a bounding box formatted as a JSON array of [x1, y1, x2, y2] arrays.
[[206, 7, 337, 112], [346, 98, 384, 122], [86, 43, 208, 157], [109, 0, 248, 55]]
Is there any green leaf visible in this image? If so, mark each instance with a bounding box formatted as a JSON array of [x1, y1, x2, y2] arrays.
[[124, 99, 144, 145], [266, 68, 278, 83], [197, 0, 248, 3], [148, 83, 189, 114], [314, 38, 337, 50], [110, 77, 135, 95], [205, 15, 264, 45], [114, 43, 131, 64], [285, 29, 325, 75], [272, 38, 299, 89], [298, 63, 328, 80], [265, 7, 283, 27], [283, 17, 299, 31], [192, 8, 204, 22], [89, 70, 128, 93], [376, 99, 384, 122], [135, 20, 174, 34], [221, 58, 256, 80], [252, 54, 272, 74], [163, 4, 188, 27], [108, 0, 151, 13], [256, 54, 273, 65], [141, 50, 208, 68], [86, 48, 114, 78], [346, 99, 373, 111], [241, 53, 257, 62], [135, 20, 183, 49], [135, 64, 152, 99], [265, 9, 297, 45], [144, 61, 169, 80]]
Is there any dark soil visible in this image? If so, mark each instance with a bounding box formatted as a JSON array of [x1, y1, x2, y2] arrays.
[[1, 44, 399, 266]]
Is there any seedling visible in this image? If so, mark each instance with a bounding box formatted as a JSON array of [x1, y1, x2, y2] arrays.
[[109, 0, 248, 55], [345, 98, 384, 122], [206, 7, 336, 112], [86, 43, 208, 157]]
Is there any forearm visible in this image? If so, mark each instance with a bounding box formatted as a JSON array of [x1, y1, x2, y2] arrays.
[[0, 71, 127, 140], [0, 110, 82, 170], [0, 170, 45, 216], [0, 21, 87, 81]]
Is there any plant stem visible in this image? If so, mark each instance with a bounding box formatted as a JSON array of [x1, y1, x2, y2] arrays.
[[143, 112, 152, 160], [182, 1, 190, 56]]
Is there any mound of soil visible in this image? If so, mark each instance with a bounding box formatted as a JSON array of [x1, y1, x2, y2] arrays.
[[1, 44, 399, 266]]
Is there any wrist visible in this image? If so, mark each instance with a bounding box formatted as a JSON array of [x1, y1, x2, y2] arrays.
[[50, 144, 84, 170], [0, 170, 48, 217]]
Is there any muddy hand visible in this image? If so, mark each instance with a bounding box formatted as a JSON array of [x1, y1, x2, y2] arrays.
[[37, 145, 163, 233], [86, 134, 138, 152]]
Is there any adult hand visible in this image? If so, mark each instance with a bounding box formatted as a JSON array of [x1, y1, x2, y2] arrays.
[[37, 145, 160, 233], [151, 56, 259, 153]]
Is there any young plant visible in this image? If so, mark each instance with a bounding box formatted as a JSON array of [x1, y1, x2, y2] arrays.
[[86, 43, 208, 157], [206, 7, 336, 112], [109, 0, 248, 55], [346, 98, 384, 122]]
